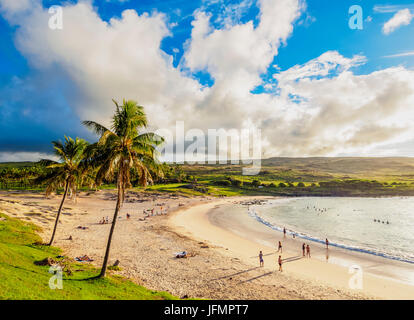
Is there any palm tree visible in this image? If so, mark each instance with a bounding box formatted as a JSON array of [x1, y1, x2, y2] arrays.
[[39, 136, 89, 246], [83, 99, 164, 278]]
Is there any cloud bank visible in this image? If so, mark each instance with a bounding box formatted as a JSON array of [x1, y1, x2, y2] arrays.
[[1, 0, 414, 161]]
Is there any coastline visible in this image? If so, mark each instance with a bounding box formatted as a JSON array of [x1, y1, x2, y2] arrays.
[[169, 197, 414, 299], [1, 190, 412, 299]]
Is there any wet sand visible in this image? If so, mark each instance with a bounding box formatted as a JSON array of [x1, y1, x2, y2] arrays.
[[169, 198, 414, 299]]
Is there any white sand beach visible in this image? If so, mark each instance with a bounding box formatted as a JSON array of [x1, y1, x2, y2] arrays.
[[170, 198, 414, 299], [1, 190, 413, 299]]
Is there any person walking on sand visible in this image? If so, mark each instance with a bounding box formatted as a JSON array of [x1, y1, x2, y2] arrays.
[[325, 238, 329, 249], [278, 241, 283, 253], [306, 244, 311, 258], [278, 255, 283, 272], [259, 251, 264, 267], [302, 243, 306, 257]]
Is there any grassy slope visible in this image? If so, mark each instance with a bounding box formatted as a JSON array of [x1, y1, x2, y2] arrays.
[[0, 213, 176, 300]]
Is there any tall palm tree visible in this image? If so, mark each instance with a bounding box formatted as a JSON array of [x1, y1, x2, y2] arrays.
[[39, 136, 89, 246], [83, 99, 164, 278]]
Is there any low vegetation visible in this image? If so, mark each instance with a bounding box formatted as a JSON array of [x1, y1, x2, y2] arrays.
[[0, 212, 176, 300]]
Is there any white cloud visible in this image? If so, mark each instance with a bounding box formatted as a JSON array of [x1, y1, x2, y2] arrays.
[[382, 8, 413, 35], [1, 0, 414, 159], [383, 51, 414, 58]]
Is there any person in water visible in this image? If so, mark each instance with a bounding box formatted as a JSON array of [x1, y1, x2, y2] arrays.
[[259, 251, 264, 267], [278, 241, 283, 253], [325, 238, 329, 249], [283, 227, 286, 237], [278, 255, 283, 272]]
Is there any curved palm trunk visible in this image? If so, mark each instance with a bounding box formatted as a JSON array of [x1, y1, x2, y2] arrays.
[[99, 184, 122, 278], [49, 180, 69, 246]]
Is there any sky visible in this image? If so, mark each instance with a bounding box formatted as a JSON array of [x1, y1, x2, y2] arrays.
[[0, 0, 414, 162]]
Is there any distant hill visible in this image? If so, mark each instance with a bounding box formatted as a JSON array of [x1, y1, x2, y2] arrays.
[[0, 162, 37, 168], [261, 157, 414, 177]]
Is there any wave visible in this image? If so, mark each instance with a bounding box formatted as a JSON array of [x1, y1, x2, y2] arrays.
[[247, 209, 414, 265]]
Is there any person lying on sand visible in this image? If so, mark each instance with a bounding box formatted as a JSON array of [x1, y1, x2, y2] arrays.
[[175, 251, 187, 258], [75, 255, 94, 262], [77, 226, 88, 230]]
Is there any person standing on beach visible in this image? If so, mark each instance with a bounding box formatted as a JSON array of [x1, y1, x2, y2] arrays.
[[278, 255, 283, 272], [306, 244, 311, 258], [259, 251, 264, 267], [302, 243, 306, 257], [325, 238, 329, 249], [278, 241, 283, 253], [283, 227, 286, 238]]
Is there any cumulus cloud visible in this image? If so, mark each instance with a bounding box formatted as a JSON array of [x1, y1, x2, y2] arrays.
[[1, 0, 414, 160], [382, 8, 413, 35]]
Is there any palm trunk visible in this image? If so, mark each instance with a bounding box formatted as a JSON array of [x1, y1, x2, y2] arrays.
[[48, 180, 69, 246], [98, 184, 122, 278]]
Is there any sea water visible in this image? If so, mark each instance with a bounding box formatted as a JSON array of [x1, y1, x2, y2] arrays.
[[249, 197, 414, 264]]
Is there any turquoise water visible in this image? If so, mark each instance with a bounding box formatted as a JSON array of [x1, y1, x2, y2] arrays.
[[250, 197, 414, 264]]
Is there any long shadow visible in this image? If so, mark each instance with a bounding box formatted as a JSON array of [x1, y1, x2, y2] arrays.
[[249, 252, 275, 259], [282, 255, 303, 263], [65, 275, 102, 282], [210, 267, 260, 281], [238, 271, 273, 284]]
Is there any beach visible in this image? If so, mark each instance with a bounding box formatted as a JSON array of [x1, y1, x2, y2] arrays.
[[1, 190, 413, 299]]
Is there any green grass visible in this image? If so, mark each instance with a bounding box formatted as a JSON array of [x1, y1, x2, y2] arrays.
[[0, 213, 177, 300]]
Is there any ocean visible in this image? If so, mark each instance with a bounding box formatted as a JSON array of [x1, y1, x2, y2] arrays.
[[248, 197, 414, 264]]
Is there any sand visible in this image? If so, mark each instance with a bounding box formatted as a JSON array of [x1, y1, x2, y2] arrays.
[[0, 190, 412, 299]]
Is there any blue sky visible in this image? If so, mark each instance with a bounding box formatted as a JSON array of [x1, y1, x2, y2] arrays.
[[1, 0, 414, 160]]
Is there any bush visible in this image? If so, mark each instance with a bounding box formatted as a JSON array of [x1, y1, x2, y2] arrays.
[[251, 179, 261, 187], [214, 180, 232, 186], [231, 179, 243, 187], [297, 182, 305, 187], [278, 182, 287, 188]]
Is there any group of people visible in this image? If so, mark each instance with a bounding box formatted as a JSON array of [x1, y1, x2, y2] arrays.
[[99, 213, 131, 224], [258, 232, 331, 270], [373, 219, 390, 224]]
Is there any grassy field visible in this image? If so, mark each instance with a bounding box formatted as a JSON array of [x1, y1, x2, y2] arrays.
[[3, 157, 414, 197], [0, 212, 177, 300]]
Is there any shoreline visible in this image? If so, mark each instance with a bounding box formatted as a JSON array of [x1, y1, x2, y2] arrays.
[[169, 197, 414, 299], [1, 190, 412, 299]]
